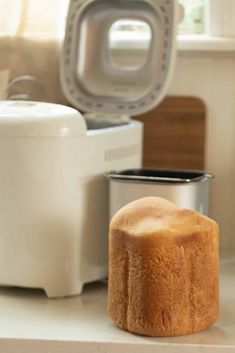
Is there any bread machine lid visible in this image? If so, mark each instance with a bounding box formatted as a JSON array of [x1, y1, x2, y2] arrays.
[[0, 101, 86, 137], [60, 0, 178, 117]]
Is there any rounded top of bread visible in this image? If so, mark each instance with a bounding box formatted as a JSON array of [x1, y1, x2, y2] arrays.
[[110, 197, 218, 238]]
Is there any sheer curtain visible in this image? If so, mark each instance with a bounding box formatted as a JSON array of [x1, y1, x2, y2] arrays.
[[0, 0, 70, 103]]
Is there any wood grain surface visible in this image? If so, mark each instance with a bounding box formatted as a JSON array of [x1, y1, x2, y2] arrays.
[[135, 96, 206, 170]]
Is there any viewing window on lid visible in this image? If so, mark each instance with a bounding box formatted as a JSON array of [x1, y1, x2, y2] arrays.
[[108, 19, 152, 71]]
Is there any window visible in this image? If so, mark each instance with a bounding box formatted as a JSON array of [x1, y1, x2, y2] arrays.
[[179, 0, 235, 38], [178, 0, 205, 35]]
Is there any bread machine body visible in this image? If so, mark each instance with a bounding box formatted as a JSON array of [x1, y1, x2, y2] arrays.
[[0, 101, 142, 298]]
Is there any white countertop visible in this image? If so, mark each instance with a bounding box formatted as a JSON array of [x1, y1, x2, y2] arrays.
[[0, 258, 234, 353]]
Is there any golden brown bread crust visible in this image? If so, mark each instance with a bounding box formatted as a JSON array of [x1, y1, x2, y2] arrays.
[[108, 197, 219, 337]]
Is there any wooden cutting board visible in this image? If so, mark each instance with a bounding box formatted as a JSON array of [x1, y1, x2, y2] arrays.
[[135, 96, 206, 170]]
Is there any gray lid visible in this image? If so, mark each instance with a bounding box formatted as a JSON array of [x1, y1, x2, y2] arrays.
[[60, 0, 177, 117]]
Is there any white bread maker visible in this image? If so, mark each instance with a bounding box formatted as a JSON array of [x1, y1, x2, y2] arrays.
[[0, 0, 178, 297]]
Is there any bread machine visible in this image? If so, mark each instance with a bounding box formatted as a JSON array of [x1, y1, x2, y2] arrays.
[[0, 0, 178, 297]]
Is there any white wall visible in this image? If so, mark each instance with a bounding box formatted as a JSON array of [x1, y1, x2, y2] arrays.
[[169, 51, 235, 253]]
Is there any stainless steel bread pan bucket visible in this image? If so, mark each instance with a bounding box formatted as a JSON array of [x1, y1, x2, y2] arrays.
[[108, 169, 214, 217]]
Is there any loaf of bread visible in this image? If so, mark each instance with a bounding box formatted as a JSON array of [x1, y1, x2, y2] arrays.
[[108, 197, 219, 337]]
